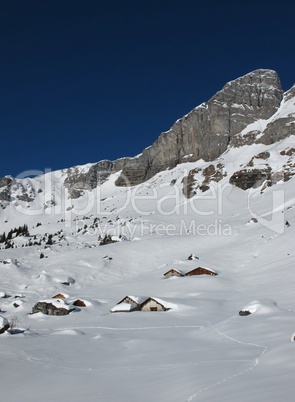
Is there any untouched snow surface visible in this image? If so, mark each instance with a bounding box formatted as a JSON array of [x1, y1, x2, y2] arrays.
[[1, 140, 295, 401]]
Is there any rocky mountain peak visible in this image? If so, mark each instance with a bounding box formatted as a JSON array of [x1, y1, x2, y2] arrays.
[[115, 69, 284, 186], [0, 69, 292, 203]]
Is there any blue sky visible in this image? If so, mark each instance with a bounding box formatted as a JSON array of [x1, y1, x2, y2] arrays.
[[1, 0, 295, 178]]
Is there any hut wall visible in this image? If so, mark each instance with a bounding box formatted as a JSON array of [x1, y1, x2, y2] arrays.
[[141, 300, 165, 311], [164, 270, 182, 278], [186, 268, 216, 276]]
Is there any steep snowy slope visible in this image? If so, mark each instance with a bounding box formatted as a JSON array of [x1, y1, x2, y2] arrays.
[[1, 149, 295, 401]]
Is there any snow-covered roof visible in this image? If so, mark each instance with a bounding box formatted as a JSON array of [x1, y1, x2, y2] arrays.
[[111, 302, 135, 312], [142, 297, 176, 310], [115, 296, 176, 310], [164, 268, 184, 275], [118, 295, 148, 305], [52, 293, 68, 299], [0, 315, 9, 328], [38, 299, 73, 310], [185, 266, 217, 274]]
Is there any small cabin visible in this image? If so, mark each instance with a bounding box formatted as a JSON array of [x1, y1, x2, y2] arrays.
[[52, 293, 66, 299], [72, 299, 87, 307], [163, 268, 184, 278], [111, 295, 147, 313], [140, 297, 170, 312], [118, 296, 147, 309], [185, 267, 217, 276]]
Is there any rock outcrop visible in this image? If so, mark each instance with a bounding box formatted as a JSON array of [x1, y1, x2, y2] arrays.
[[32, 299, 74, 315], [0, 176, 13, 188], [64, 160, 115, 199], [258, 85, 295, 145], [229, 168, 272, 190], [63, 158, 131, 198]]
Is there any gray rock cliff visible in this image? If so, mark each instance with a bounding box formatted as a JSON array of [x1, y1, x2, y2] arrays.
[[258, 85, 295, 145], [115, 69, 284, 186], [64, 158, 131, 198]]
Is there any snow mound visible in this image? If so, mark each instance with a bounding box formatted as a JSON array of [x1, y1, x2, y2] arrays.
[[54, 275, 75, 285], [240, 299, 280, 315], [36, 272, 52, 283]]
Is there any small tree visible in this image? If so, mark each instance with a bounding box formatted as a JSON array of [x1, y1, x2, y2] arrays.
[[46, 234, 53, 245], [9, 314, 18, 334]]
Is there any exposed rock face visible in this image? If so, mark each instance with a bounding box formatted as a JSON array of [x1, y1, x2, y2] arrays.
[[0, 176, 13, 188], [64, 160, 115, 199], [239, 310, 251, 316], [32, 301, 74, 315], [0, 176, 14, 202], [182, 169, 198, 198], [255, 151, 270, 160], [64, 158, 130, 198], [230, 154, 295, 191], [0, 189, 11, 202], [0, 178, 35, 205], [258, 85, 295, 145], [258, 117, 295, 145], [200, 163, 226, 190], [181, 163, 226, 196], [115, 69, 283, 186], [229, 168, 272, 190]]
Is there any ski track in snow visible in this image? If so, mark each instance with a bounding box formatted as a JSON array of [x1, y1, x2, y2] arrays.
[[5, 315, 266, 398], [40, 324, 203, 331], [185, 318, 267, 401], [17, 320, 263, 376]]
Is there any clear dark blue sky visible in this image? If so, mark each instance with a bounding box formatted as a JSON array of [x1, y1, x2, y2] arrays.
[[1, 0, 295, 178]]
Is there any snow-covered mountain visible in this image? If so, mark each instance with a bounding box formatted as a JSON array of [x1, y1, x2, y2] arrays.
[[1, 69, 295, 402]]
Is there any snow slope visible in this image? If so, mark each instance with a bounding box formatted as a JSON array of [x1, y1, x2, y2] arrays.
[[1, 139, 295, 401]]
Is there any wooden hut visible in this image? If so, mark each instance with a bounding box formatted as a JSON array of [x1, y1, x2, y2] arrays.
[[73, 299, 87, 307], [117, 296, 147, 309], [139, 297, 170, 312], [185, 267, 217, 276], [163, 268, 184, 278], [111, 295, 147, 313], [52, 293, 66, 299]]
